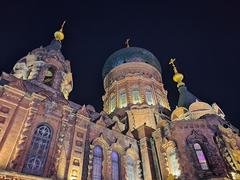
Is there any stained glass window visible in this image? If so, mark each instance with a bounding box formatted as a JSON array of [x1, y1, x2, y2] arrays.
[[92, 146, 103, 180], [22, 124, 52, 176], [127, 156, 135, 180], [193, 143, 209, 170], [109, 93, 116, 113], [132, 88, 141, 104], [145, 89, 154, 105], [119, 90, 127, 108], [112, 151, 120, 180]]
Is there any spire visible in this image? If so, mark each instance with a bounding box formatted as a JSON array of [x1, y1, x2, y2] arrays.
[[46, 21, 66, 51], [54, 21, 66, 42], [169, 58, 199, 108]]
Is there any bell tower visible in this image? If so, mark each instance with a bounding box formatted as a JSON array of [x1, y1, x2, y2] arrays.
[[11, 21, 73, 100], [102, 40, 170, 130]]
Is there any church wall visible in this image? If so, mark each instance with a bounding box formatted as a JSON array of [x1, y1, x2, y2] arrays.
[[0, 85, 29, 169], [67, 114, 88, 180], [80, 120, 141, 180], [170, 117, 228, 179], [152, 128, 169, 179]]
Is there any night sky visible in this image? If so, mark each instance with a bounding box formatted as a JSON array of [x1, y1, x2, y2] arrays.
[[0, 1, 239, 128]]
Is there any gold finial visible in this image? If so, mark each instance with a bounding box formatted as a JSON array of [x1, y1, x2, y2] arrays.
[[54, 21, 66, 41], [169, 58, 185, 87], [125, 38, 130, 48]]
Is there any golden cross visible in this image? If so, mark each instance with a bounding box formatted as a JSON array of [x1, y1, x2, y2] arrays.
[[169, 58, 178, 74], [125, 38, 130, 48]]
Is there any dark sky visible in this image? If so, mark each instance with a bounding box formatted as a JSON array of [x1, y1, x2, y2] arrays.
[[0, 1, 239, 128]]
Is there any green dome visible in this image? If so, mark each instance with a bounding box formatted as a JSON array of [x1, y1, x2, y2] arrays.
[[102, 47, 162, 78]]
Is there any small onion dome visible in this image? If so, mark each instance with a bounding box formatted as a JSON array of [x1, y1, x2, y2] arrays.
[[171, 106, 189, 121], [54, 30, 64, 41], [102, 47, 162, 78], [173, 72, 184, 84], [169, 58, 185, 87], [189, 101, 214, 119]]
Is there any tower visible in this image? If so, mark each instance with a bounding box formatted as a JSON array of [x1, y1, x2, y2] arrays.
[[102, 41, 171, 179], [11, 22, 73, 100], [102, 41, 170, 130], [0, 23, 76, 179]]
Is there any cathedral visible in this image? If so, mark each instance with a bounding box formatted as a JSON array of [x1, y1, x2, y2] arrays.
[[0, 24, 239, 180]]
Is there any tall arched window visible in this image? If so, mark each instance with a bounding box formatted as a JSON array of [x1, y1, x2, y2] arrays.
[[145, 88, 154, 105], [119, 90, 127, 108], [112, 151, 120, 180], [132, 88, 141, 104], [166, 147, 181, 177], [92, 146, 103, 180], [193, 143, 209, 170], [109, 93, 116, 113], [127, 156, 135, 180], [22, 124, 52, 176]]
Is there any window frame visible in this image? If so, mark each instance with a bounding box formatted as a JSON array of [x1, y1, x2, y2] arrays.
[[111, 151, 120, 180], [109, 93, 116, 113], [166, 147, 181, 177], [127, 156, 135, 180], [43, 66, 56, 86], [193, 143, 209, 170], [92, 145, 103, 180], [22, 123, 52, 176], [119, 89, 127, 108], [132, 87, 141, 104], [145, 88, 154, 105]]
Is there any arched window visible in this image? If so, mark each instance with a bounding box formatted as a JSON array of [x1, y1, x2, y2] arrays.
[[127, 156, 135, 180], [132, 88, 141, 104], [145, 88, 154, 105], [119, 90, 127, 108], [193, 143, 209, 170], [166, 148, 181, 177], [22, 124, 52, 176], [43, 66, 55, 86], [109, 93, 116, 113], [92, 146, 103, 180], [112, 151, 120, 180]]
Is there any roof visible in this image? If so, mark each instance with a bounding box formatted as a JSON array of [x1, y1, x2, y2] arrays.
[[178, 85, 199, 108], [102, 47, 162, 78]]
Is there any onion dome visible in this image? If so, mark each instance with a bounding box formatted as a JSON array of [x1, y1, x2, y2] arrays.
[[177, 86, 199, 108], [189, 101, 214, 119], [102, 46, 162, 78], [171, 106, 189, 121], [169, 58, 185, 87]]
